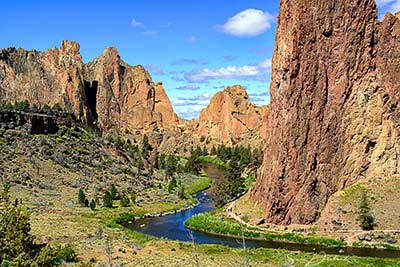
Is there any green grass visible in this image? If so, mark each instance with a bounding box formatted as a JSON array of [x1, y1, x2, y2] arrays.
[[185, 210, 346, 247], [198, 155, 226, 168], [184, 170, 212, 195]]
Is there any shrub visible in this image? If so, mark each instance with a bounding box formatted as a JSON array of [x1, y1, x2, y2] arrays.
[[78, 189, 88, 207], [110, 185, 118, 200], [130, 191, 137, 204], [103, 191, 113, 208], [120, 193, 130, 207], [89, 199, 96, 211]]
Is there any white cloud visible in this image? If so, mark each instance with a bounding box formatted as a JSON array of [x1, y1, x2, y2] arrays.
[[185, 58, 272, 82], [217, 9, 275, 37], [131, 18, 143, 28]]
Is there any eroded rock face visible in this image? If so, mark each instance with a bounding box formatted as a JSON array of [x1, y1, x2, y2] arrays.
[[0, 41, 183, 136], [196, 85, 266, 146], [252, 1, 400, 225], [0, 40, 91, 123]]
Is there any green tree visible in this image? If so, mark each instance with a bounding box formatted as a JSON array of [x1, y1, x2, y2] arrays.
[[141, 134, 152, 158], [184, 155, 202, 175], [168, 177, 178, 193], [211, 145, 217, 155], [130, 191, 137, 204], [166, 155, 177, 177], [1, 183, 10, 203], [103, 191, 114, 208], [358, 192, 376, 231], [78, 189, 87, 207], [110, 185, 118, 200], [177, 185, 186, 199], [213, 158, 245, 207], [154, 150, 160, 169], [89, 199, 96, 211], [120, 193, 130, 207], [0, 201, 76, 266]]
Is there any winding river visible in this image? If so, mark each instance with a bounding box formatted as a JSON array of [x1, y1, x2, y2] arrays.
[[125, 165, 400, 259]]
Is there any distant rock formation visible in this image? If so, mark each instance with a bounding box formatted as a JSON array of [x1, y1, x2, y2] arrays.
[[252, 0, 400, 225], [196, 85, 267, 146]]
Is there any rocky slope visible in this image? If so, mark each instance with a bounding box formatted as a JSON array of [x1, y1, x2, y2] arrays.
[[252, 0, 400, 225], [196, 85, 267, 146], [0, 41, 182, 137]]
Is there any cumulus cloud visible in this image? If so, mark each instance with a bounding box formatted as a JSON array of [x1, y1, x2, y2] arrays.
[[217, 9, 275, 37], [131, 18, 143, 28], [172, 58, 209, 66], [184, 58, 272, 82]]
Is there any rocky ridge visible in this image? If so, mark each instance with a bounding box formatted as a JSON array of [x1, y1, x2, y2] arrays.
[[252, 0, 400, 225], [0, 42, 266, 149]]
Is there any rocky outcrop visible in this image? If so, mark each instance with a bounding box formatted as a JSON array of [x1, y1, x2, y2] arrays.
[[0, 41, 183, 136], [252, 0, 400, 225], [196, 85, 267, 146], [84, 47, 182, 134], [0, 40, 91, 123]]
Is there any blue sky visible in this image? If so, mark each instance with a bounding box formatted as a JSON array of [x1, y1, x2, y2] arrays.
[[1, 0, 398, 120]]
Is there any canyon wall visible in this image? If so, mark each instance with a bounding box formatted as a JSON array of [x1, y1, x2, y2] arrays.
[[252, 0, 400, 225]]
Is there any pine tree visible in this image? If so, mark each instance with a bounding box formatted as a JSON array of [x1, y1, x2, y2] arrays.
[[358, 192, 376, 230], [141, 134, 152, 158], [177, 185, 186, 199], [103, 191, 114, 208], [120, 193, 130, 207], [110, 185, 118, 200], [78, 189, 87, 207], [168, 177, 178, 193], [211, 145, 217, 155], [166, 155, 177, 177]]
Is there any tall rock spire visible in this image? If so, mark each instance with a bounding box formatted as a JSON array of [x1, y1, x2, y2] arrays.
[[252, 0, 400, 225]]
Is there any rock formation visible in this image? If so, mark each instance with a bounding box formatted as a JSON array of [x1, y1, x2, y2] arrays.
[[0, 41, 183, 137], [0, 40, 91, 123], [196, 85, 267, 146], [0, 41, 267, 149], [85, 47, 183, 134], [252, 0, 400, 225]]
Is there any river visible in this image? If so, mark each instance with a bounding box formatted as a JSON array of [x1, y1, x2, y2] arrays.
[[124, 164, 400, 259]]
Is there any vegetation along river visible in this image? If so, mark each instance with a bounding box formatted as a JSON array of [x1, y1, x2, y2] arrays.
[[125, 164, 400, 259]]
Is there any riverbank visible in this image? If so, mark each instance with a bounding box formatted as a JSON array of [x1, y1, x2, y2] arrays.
[[185, 209, 346, 247]]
